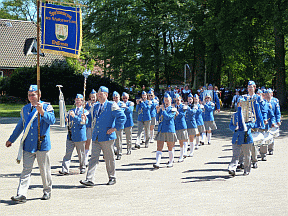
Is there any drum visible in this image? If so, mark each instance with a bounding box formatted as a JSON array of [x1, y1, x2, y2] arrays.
[[251, 132, 264, 146], [269, 127, 280, 138], [262, 132, 273, 146]]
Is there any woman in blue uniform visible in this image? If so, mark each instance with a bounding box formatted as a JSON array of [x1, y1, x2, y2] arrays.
[[203, 94, 217, 145], [148, 89, 159, 143], [153, 93, 177, 169], [185, 93, 199, 157], [174, 94, 189, 162], [194, 94, 205, 150], [84, 89, 98, 166]]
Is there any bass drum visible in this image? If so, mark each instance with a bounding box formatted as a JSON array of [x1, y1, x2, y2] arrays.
[[269, 126, 280, 138], [251, 132, 264, 146], [262, 132, 273, 146]]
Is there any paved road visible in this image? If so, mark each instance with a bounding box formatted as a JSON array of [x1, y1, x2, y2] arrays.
[[0, 110, 287, 216]]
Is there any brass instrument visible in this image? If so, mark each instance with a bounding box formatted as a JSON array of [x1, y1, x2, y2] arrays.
[[240, 98, 256, 123]]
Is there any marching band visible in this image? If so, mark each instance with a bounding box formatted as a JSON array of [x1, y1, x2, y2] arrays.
[[5, 81, 282, 203]]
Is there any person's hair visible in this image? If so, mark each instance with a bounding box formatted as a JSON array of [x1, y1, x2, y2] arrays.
[[28, 90, 41, 95], [214, 86, 218, 91]]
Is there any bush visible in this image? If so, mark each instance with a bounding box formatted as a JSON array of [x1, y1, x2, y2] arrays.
[[6, 62, 126, 104]]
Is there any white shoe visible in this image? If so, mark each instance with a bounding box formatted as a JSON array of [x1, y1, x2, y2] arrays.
[[178, 158, 184, 163], [188, 152, 194, 157]]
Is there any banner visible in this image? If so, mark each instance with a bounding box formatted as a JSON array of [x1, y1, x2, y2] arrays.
[[41, 3, 82, 58]]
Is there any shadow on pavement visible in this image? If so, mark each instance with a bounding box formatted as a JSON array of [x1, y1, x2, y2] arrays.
[[0, 198, 40, 206], [181, 174, 232, 183]]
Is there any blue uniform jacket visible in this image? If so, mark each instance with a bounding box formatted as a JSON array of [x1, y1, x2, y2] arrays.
[[67, 107, 88, 142], [91, 100, 126, 142], [229, 107, 255, 145], [213, 91, 221, 110], [136, 100, 151, 122], [195, 103, 204, 126], [174, 104, 187, 130], [123, 101, 134, 128], [156, 106, 176, 133], [203, 102, 215, 122], [257, 97, 268, 122], [149, 99, 159, 118], [264, 100, 278, 129], [185, 105, 198, 129], [8, 101, 55, 153], [270, 98, 281, 123]]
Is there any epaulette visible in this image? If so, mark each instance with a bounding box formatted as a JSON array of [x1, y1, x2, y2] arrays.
[[46, 104, 54, 112], [111, 101, 120, 111]]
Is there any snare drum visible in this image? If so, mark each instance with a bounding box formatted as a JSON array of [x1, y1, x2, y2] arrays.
[[262, 132, 273, 146], [269, 127, 280, 138], [251, 132, 264, 146]]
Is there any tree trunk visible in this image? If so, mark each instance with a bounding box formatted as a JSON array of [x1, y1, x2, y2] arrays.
[[274, 25, 286, 107]]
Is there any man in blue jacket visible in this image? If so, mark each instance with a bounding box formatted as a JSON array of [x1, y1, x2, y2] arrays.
[[59, 94, 88, 175], [6, 85, 55, 203], [80, 86, 126, 186], [135, 91, 152, 148]]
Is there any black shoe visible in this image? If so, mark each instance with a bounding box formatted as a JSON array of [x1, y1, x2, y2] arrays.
[[80, 180, 95, 186], [127, 150, 131, 155], [228, 170, 235, 177], [145, 143, 149, 148], [107, 178, 116, 185], [59, 171, 69, 175], [116, 155, 121, 160], [239, 163, 244, 169], [252, 162, 258, 169], [268, 150, 273, 155], [200, 141, 204, 145], [11, 195, 26, 203], [135, 144, 140, 149], [262, 156, 267, 161], [153, 164, 160, 169], [41, 193, 51, 200], [208, 142, 211, 145]]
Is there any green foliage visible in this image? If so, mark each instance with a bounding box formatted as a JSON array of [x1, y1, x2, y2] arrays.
[[6, 62, 126, 104]]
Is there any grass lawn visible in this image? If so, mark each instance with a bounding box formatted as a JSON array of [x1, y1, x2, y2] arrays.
[[0, 104, 74, 118]]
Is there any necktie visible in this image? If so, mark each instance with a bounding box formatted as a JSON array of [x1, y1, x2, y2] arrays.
[[98, 104, 103, 115]]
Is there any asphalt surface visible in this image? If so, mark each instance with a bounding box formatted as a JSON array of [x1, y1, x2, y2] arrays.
[[0, 110, 287, 216]]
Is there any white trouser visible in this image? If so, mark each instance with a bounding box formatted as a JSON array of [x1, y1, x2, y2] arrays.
[[17, 150, 52, 196]]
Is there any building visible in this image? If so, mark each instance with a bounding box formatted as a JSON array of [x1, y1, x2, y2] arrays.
[[0, 19, 66, 77]]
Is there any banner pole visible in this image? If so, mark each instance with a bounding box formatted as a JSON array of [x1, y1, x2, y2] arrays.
[[37, 0, 41, 150]]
